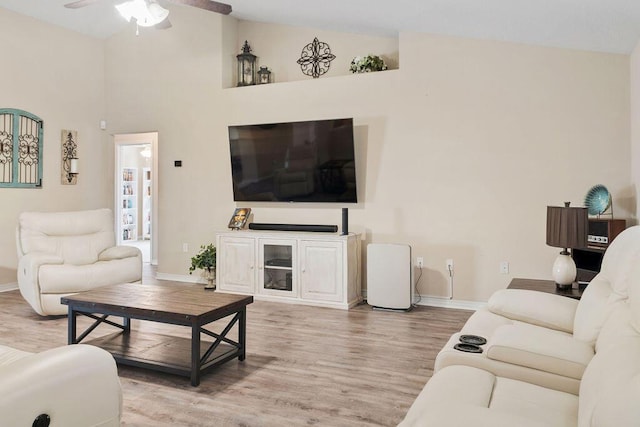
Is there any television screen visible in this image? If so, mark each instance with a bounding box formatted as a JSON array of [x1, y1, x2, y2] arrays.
[[228, 118, 357, 203]]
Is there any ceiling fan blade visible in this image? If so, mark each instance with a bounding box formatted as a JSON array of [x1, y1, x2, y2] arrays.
[[155, 18, 173, 29], [64, 0, 104, 9], [165, 0, 232, 15]]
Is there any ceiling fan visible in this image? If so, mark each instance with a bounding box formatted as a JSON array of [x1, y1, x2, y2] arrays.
[[64, 0, 232, 30]]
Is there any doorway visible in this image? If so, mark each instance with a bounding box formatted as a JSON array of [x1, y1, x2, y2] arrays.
[[114, 132, 158, 265]]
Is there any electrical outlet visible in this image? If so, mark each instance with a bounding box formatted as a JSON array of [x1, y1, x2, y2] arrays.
[[416, 257, 424, 268], [182, 243, 189, 253], [500, 261, 509, 274], [446, 259, 454, 270]]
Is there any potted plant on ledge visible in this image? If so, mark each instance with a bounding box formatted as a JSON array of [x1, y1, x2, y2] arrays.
[[349, 55, 388, 73], [189, 244, 217, 290]]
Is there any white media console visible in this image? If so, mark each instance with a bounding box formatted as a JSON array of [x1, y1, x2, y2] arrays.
[[216, 230, 361, 309]]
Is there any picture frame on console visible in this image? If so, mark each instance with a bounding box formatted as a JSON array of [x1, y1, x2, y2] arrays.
[[228, 208, 251, 230]]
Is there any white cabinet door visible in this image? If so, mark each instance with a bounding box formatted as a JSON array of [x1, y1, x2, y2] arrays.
[[218, 236, 255, 294], [300, 240, 343, 302]]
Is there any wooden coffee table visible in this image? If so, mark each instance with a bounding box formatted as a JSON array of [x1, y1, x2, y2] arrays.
[[61, 282, 253, 386]]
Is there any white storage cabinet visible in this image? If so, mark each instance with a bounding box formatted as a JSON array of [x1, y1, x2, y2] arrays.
[[216, 230, 361, 309]]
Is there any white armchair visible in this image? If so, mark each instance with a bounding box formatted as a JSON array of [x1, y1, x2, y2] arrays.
[[16, 208, 142, 316], [0, 344, 122, 426]]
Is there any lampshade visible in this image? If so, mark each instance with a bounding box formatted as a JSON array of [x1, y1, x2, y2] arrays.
[[116, 0, 169, 27], [547, 202, 588, 288], [546, 203, 588, 250]]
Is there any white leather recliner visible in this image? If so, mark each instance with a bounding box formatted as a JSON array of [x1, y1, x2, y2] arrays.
[[401, 263, 640, 426], [16, 208, 142, 316], [400, 227, 640, 426], [434, 225, 640, 394], [0, 343, 122, 426]]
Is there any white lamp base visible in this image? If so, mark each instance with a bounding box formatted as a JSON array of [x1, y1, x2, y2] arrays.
[[552, 252, 576, 289]]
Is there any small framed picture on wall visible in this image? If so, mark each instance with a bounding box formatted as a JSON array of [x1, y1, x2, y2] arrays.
[[228, 208, 251, 230]]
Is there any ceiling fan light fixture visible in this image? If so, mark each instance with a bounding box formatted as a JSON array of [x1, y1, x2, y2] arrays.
[[115, 0, 169, 27]]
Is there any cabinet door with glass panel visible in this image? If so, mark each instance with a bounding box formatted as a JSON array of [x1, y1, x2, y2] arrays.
[[258, 238, 297, 297]]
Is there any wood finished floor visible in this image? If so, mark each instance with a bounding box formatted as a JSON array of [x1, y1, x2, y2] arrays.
[[0, 266, 472, 426]]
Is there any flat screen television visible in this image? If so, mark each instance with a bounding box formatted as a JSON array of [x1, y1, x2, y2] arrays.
[[228, 118, 357, 203]]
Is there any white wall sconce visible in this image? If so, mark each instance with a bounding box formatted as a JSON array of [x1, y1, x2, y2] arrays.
[[61, 130, 78, 185]]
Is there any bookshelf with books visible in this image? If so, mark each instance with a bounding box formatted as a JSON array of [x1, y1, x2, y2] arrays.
[[119, 167, 138, 242], [142, 168, 152, 240]]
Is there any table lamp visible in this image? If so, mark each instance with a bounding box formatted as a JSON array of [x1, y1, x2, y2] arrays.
[[546, 202, 588, 289]]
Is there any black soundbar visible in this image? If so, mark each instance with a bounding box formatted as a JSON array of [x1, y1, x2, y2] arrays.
[[249, 223, 338, 233]]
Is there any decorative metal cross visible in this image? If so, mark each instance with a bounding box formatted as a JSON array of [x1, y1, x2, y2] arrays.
[[297, 37, 336, 79]]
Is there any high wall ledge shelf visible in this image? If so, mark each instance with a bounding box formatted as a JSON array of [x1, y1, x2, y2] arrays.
[[222, 69, 400, 91]]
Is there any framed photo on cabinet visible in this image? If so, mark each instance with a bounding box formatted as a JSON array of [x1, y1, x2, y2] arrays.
[[228, 208, 251, 230]]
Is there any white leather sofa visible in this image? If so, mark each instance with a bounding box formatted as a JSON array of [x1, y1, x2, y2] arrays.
[[0, 344, 122, 426], [435, 225, 640, 394], [16, 208, 142, 316], [399, 225, 640, 426]]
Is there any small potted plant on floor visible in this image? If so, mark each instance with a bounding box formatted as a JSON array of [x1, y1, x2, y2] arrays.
[[189, 244, 216, 290]]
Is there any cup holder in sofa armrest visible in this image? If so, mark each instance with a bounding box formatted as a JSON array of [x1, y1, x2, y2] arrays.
[[459, 335, 487, 345], [454, 335, 487, 353], [454, 343, 483, 353]]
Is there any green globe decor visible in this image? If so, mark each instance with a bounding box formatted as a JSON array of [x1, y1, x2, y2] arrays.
[[349, 55, 388, 73], [584, 184, 611, 216]]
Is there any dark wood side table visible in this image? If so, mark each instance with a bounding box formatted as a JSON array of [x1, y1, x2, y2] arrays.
[[508, 278, 584, 300]]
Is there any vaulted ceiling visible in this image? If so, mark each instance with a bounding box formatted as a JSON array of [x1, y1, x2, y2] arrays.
[[1, 0, 640, 53]]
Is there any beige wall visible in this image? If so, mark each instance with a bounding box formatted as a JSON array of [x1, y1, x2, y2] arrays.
[[105, 6, 228, 276], [631, 41, 640, 218], [1, 6, 633, 302], [104, 8, 631, 302], [396, 33, 631, 299], [0, 8, 109, 269]]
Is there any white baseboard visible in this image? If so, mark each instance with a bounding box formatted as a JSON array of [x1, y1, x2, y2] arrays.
[[361, 289, 484, 311], [155, 272, 204, 284], [414, 297, 485, 311], [153, 278, 485, 311], [0, 282, 18, 293]]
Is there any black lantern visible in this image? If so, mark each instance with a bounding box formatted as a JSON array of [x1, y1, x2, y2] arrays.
[[237, 40, 256, 86], [257, 66, 272, 84]]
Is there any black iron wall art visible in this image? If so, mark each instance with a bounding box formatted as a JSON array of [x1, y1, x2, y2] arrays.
[[61, 129, 78, 185], [297, 37, 335, 79]]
